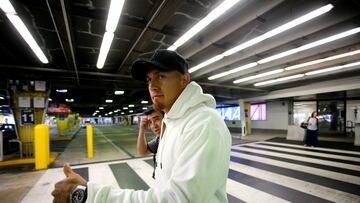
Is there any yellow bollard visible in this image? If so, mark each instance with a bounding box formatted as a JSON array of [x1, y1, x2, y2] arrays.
[[34, 124, 50, 170], [87, 124, 93, 158]]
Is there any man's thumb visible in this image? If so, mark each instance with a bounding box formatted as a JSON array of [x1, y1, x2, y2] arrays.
[[63, 163, 74, 177]]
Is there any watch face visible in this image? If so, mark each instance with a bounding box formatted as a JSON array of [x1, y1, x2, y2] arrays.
[[71, 189, 85, 203]]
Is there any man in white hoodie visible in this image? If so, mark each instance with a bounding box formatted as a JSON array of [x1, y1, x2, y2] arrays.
[[52, 49, 232, 203]]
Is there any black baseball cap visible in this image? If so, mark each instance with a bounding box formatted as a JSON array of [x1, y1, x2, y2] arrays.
[[131, 49, 189, 81]]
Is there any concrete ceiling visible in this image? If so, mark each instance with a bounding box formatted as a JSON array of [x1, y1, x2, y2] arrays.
[[0, 0, 360, 116]]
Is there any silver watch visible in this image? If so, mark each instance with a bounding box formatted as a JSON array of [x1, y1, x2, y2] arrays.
[[70, 185, 87, 203]]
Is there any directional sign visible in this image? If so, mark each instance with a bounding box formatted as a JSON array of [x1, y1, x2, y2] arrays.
[[20, 109, 35, 125]]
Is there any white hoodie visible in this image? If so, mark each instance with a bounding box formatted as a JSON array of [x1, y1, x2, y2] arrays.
[[87, 81, 232, 203]]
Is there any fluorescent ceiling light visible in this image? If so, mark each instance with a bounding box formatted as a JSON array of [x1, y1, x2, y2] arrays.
[[65, 99, 74, 102], [233, 69, 284, 84], [109, 112, 113, 115], [105, 113, 108, 116], [95, 110, 99, 113], [129, 110, 133, 113], [189, 54, 224, 73], [99, 115, 102, 117], [106, 0, 125, 32], [141, 101, 148, 104], [223, 4, 333, 57], [99, 107, 104, 109], [6, 14, 49, 63], [285, 49, 360, 70], [0, 97, 4, 100], [48, 98, 52, 101], [123, 107, 128, 110], [305, 61, 360, 75], [105, 99, 113, 103], [142, 107, 148, 110], [121, 112, 124, 115], [0, 0, 16, 13], [128, 104, 134, 107], [208, 62, 257, 80], [258, 27, 360, 64], [56, 89, 67, 93], [97, 32, 114, 69], [1, 1, 48, 64], [97, 0, 125, 69], [168, 0, 241, 51], [254, 74, 304, 86], [189, 4, 333, 73], [114, 110, 118, 113], [114, 90, 124, 95]]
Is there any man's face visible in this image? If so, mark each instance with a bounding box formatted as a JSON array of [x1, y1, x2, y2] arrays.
[[147, 111, 163, 136], [146, 68, 189, 112]]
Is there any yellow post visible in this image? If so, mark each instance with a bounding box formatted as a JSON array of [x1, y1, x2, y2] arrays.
[[87, 124, 93, 158], [34, 124, 50, 170]]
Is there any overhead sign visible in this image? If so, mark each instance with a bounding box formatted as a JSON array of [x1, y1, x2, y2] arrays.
[[20, 109, 35, 125]]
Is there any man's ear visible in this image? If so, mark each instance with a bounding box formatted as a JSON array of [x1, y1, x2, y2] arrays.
[[182, 73, 190, 85]]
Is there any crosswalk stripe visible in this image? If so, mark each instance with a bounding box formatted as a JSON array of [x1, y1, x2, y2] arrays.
[[226, 179, 289, 203], [230, 155, 360, 195], [109, 162, 149, 190], [246, 143, 360, 162], [88, 163, 120, 189], [126, 159, 156, 188], [229, 160, 360, 202], [260, 141, 360, 155], [21, 168, 63, 203], [233, 146, 360, 171], [231, 151, 360, 185], [240, 145, 360, 166], [228, 168, 331, 203]]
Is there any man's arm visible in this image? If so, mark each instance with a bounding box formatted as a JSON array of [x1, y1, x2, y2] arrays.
[[137, 116, 151, 155]]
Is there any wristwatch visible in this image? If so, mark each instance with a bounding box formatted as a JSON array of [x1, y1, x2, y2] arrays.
[[70, 184, 87, 203]]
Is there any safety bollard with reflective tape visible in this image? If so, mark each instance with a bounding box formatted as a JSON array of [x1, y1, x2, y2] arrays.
[[87, 124, 93, 158]]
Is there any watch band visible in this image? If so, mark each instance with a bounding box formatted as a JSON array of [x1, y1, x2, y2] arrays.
[[70, 184, 87, 203]]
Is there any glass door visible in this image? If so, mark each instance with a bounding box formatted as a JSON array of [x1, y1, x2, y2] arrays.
[[318, 100, 345, 136]]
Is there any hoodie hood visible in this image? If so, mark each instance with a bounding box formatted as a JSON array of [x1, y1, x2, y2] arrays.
[[166, 81, 216, 119]]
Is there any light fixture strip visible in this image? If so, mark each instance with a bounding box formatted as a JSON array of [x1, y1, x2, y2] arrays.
[[223, 4, 334, 57], [168, 0, 241, 51], [258, 27, 360, 64], [285, 49, 360, 70], [305, 61, 360, 75], [189, 4, 333, 73], [96, 0, 125, 69], [254, 74, 304, 86], [233, 69, 284, 84], [1, 0, 49, 64], [208, 62, 257, 80]]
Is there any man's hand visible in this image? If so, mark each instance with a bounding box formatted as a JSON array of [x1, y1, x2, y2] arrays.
[[140, 116, 149, 132], [52, 163, 87, 203]]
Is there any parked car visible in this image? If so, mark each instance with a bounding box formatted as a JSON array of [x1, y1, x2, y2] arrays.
[[1, 124, 19, 155]]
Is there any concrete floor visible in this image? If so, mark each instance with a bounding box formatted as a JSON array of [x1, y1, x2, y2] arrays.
[[1, 125, 359, 202]]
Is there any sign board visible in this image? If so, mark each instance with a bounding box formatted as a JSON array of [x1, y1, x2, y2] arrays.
[[35, 81, 46, 91], [20, 109, 35, 125], [18, 97, 31, 108], [33, 97, 45, 108]]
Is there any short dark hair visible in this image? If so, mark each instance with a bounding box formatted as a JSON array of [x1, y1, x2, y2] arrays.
[[144, 108, 164, 116]]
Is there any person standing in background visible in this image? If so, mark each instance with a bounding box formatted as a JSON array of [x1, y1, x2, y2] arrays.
[[137, 108, 163, 178], [304, 111, 319, 147]]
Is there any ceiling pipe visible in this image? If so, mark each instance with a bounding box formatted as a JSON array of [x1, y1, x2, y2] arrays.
[[0, 65, 131, 79], [116, 0, 168, 72], [60, 0, 80, 86], [45, 0, 70, 67], [197, 82, 266, 92]]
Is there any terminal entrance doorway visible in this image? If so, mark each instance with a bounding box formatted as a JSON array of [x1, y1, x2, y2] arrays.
[[317, 100, 345, 137]]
